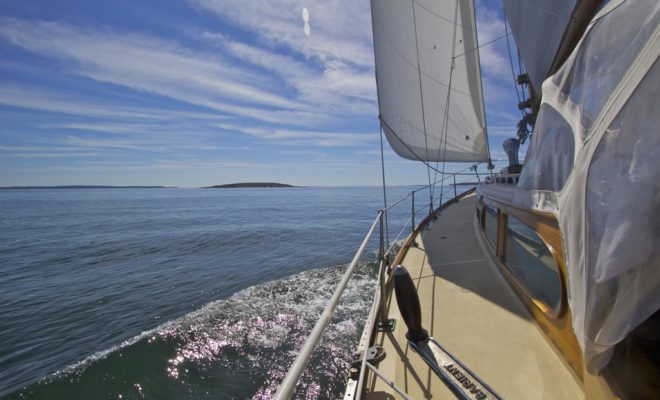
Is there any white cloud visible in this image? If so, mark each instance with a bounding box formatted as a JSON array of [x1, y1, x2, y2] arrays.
[[475, 3, 511, 80], [0, 0, 530, 187], [201, 31, 376, 116], [0, 18, 299, 109], [0, 12, 377, 130], [44, 122, 161, 135], [190, 0, 379, 118], [5, 152, 100, 158], [190, 0, 374, 67], [213, 122, 377, 147], [0, 85, 228, 122], [64, 135, 166, 152]]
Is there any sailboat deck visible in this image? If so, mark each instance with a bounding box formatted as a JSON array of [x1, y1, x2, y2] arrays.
[[366, 193, 583, 399]]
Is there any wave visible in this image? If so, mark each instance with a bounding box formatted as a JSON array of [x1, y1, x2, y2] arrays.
[[11, 263, 378, 399]]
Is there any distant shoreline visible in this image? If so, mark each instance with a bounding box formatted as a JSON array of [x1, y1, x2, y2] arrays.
[[205, 182, 294, 189], [0, 186, 174, 190]]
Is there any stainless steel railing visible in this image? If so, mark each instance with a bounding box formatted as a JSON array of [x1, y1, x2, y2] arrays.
[[275, 168, 485, 399], [275, 211, 382, 399]]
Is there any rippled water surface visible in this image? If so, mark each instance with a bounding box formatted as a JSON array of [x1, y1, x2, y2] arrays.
[[0, 186, 416, 399]]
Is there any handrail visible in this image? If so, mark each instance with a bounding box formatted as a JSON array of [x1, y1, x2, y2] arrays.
[[382, 165, 483, 214], [355, 259, 385, 400], [275, 168, 484, 398], [275, 210, 383, 399]]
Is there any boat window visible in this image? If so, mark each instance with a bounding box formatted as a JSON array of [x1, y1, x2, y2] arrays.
[[518, 104, 574, 192], [482, 206, 498, 251], [504, 215, 562, 312]]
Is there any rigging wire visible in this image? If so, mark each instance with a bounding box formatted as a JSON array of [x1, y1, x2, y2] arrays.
[[379, 118, 457, 176], [370, 0, 389, 250], [453, 32, 511, 59], [410, 0, 434, 210], [378, 0, 496, 212], [379, 126, 389, 247], [518, 52, 527, 104], [503, 8, 526, 118], [433, 0, 460, 207], [379, 117, 508, 173]]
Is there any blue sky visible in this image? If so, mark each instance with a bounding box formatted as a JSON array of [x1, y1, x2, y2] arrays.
[[0, 0, 526, 187]]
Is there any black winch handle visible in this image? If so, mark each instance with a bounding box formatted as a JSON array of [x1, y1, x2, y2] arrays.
[[393, 265, 428, 343]]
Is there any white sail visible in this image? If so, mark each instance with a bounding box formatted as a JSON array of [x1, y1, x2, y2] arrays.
[[371, 0, 488, 162], [502, 0, 575, 91]]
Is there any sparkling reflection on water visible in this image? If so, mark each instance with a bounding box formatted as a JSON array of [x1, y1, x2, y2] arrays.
[[18, 264, 377, 399]]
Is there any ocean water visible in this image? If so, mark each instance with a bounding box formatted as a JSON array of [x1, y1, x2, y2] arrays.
[[0, 186, 421, 399]]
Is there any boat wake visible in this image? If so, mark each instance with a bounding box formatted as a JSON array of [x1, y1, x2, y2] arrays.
[[12, 264, 378, 399]]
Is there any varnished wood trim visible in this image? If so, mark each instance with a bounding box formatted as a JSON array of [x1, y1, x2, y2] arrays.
[[476, 196, 584, 382]]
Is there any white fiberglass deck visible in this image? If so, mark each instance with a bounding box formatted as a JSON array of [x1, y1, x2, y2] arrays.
[[366, 193, 583, 399]]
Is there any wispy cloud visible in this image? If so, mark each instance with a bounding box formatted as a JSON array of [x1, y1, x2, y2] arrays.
[[0, 0, 524, 186], [190, 0, 374, 67], [64, 135, 166, 152], [0, 85, 230, 122], [214, 122, 377, 147], [0, 13, 376, 127], [475, 4, 512, 81], [0, 19, 298, 109], [4, 152, 101, 158], [191, 0, 378, 117]]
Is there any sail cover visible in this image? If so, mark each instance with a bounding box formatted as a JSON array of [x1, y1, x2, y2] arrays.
[[515, 0, 659, 372], [371, 0, 488, 162], [502, 0, 575, 92]]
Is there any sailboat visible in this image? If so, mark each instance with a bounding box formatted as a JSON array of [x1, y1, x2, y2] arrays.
[[275, 0, 659, 398]]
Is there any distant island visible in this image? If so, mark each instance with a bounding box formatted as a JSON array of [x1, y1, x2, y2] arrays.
[[205, 182, 294, 189], [0, 185, 172, 189]]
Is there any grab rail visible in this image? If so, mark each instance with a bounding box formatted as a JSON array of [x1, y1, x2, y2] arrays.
[[275, 167, 484, 399], [275, 211, 383, 399]]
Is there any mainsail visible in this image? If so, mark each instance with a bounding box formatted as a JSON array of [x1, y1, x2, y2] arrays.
[[371, 0, 488, 162], [501, 0, 575, 92]]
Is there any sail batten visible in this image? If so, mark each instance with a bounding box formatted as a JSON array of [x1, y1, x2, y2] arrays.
[[371, 0, 488, 163]]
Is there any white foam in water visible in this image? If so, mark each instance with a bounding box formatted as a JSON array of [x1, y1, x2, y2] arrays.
[[41, 263, 378, 398], [162, 263, 377, 398]]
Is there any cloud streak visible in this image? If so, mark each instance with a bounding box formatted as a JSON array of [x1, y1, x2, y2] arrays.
[[0, 0, 524, 186], [0, 13, 377, 127]]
